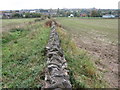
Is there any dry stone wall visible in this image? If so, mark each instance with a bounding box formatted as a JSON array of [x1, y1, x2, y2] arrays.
[[43, 21, 72, 89]]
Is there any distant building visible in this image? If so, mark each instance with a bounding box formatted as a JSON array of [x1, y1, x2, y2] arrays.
[[30, 10, 36, 13], [102, 15, 115, 18], [68, 14, 74, 17], [40, 10, 49, 15], [80, 13, 87, 17], [2, 13, 12, 19]]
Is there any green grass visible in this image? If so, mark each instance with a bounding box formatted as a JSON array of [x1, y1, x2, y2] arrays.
[[2, 28, 29, 43], [2, 18, 36, 27], [2, 18, 37, 32], [56, 17, 118, 44], [2, 20, 50, 88], [57, 28, 108, 88]]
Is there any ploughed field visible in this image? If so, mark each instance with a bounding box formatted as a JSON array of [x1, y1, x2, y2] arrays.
[[56, 17, 118, 88]]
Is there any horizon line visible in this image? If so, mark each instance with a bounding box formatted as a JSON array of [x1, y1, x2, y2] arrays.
[[0, 8, 119, 11]]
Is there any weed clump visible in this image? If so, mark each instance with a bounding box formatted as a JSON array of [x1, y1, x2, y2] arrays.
[[2, 28, 29, 44], [45, 20, 61, 27]]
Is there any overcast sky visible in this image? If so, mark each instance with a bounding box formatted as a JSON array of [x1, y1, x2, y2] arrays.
[[0, 0, 119, 10]]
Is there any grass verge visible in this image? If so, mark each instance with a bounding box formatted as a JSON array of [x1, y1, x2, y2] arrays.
[[57, 27, 108, 88], [2, 21, 50, 88]]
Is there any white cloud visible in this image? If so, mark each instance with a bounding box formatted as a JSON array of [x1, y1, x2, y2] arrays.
[[0, 0, 119, 10]]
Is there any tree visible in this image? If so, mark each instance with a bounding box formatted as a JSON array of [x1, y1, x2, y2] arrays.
[[73, 11, 80, 17], [66, 12, 71, 17], [57, 8, 60, 17], [109, 11, 112, 14], [24, 13, 30, 18], [91, 10, 101, 17], [12, 13, 21, 18]]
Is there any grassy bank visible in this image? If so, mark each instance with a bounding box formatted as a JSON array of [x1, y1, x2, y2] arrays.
[[57, 27, 107, 88], [2, 20, 50, 88]]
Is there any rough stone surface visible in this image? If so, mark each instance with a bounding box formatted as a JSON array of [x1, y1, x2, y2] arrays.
[[42, 21, 72, 89]]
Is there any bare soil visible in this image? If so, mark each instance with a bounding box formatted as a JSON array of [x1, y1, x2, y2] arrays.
[[73, 34, 118, 88]]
